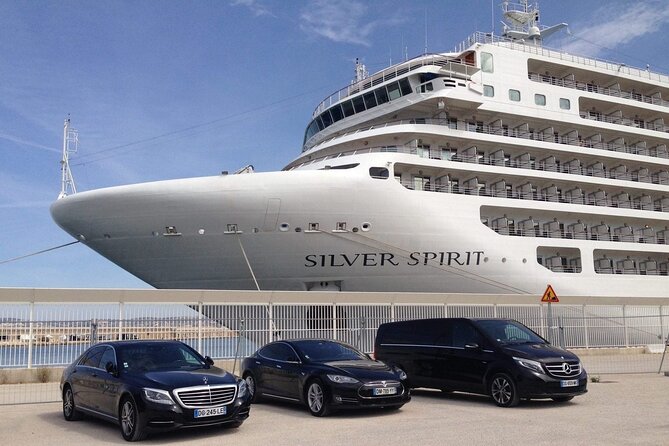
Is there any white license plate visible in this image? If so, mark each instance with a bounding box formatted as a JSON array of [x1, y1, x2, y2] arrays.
[[560, 379, 578, 388], [194, 406, 227, 418], [373, 387, 398, 396]]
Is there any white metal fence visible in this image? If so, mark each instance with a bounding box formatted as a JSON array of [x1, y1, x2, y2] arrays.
[[1, 288, 668, 404]]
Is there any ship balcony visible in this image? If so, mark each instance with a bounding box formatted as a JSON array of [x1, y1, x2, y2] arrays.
[[529, 72, 669, 109]]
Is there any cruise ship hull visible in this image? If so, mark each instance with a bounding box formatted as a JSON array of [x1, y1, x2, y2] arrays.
[[50, 158, 669, 297]]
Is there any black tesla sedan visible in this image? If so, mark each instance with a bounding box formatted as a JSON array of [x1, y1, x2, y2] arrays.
[[241, 339, 410, 416], [60, 340, 251, 441]]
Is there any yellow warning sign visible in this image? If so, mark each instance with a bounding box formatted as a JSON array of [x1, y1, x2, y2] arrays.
[[541, 284, 559, 303]]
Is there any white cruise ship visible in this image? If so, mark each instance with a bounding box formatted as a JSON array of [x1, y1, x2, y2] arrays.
[[51, 2, 669, 298]]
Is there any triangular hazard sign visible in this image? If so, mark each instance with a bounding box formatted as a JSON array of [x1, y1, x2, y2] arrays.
[[541, 284, 559, 303]]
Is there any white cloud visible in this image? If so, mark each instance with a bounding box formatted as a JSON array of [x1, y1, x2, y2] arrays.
[[0, 131, 59, 153], [561, 1, 669, 56], [300, 0, 403, 46], [230, 0, 272, 17]]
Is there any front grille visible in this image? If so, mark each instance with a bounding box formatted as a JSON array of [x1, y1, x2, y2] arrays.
[[173, 384, 237, 409], [545, 361, 581, 378]]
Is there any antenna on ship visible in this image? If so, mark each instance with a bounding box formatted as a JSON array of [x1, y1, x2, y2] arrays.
[[353, 58, 368, 83], [501, 1, 567, 45], [58, 117, 78, 199]]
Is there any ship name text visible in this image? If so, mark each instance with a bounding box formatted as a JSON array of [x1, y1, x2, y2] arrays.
[[304, 251, 485, 268]]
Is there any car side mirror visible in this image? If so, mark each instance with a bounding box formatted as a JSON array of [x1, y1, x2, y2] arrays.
[[464, 343, 480, 350], [204, 356, 215, 366], [105, 361, 118, 375]]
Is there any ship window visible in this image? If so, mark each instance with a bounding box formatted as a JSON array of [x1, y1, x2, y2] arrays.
[[369, 167, 389, 179], [399, 78, 412, 95], [330, 104, 344, 122], [363, 91, 377, 109], [327, 163, 359, 170], [321, 110, 333, 127], [375, 86, 389, 105], [560, 98, 571, 110], [316, 115, 325, 130], [509, 89, 521, 102], [387, 81, 401, 100], [352, 95, 366, 113], [483, 85, 494, 97], [341, 100, 355, 117], [413, 175, 431, 191], [481, 52, 494, 73], [535, 94, 546, 106]]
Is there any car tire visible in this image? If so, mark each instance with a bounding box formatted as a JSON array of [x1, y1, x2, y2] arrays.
[[305, 379, 330, 417], [62, 385, 82, 421], [551, 396, 574, 403], [489, 373, 520, 407], [243, 373, 261, 403], [119, 396, 147, 442]]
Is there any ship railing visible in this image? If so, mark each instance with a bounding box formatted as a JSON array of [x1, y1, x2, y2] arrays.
[[301, 116, 669, 166], [295, 119, 669, 183], [397, 179, 669, 216], [528, 73, 669, 108], [579, 111, 669, 134], [312, 54, 477, 117], [484, 224, 669, 246], [458, 32, 669, 85]]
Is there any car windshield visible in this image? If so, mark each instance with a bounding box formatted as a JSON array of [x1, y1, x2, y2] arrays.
[[117, 342, 206, 372], [475, 320, 546, 345], [293, 340, 367, 362]]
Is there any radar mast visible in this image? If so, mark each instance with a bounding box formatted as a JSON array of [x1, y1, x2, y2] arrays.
[[58, 117, 78, 199], [501, 1, 567, 44]]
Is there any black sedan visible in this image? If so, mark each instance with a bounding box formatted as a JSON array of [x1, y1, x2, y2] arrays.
[[241, 339, 410, 416], [60, 340, 251, 441]]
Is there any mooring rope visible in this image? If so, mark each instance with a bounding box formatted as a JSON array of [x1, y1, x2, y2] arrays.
[[0, 240, 80, 265]]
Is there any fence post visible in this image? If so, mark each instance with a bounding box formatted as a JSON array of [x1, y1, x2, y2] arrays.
[[90, 319, 98, 346], [27, 301, 34, 369], [332, 303, 338, 340], [539, 304, 545, 339], [659, 305, 666, 348], [268, 303, 274, 343], [197, 301, 203, 354], [118, 302, 124, 341], [390, 302, 395, 322], [583, 304, 589, 349], [623, 305, 629, 348], [558, 316, 566, 349]]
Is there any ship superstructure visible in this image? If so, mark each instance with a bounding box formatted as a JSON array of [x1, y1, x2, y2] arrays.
[[51, 2, 669, 298]]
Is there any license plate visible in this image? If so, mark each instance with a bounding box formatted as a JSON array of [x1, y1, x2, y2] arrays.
[[560, 379, 578, 388], [373, 387, 398, 396], [194, 406, 227, 418]]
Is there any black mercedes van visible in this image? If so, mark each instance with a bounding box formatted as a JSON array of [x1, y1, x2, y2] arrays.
[[374, 318, 587, 407]]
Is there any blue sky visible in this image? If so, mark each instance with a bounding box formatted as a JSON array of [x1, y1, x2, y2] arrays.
[[2, 0, 669, 289]]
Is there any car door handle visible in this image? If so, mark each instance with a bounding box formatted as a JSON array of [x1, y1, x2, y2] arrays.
[[255, 361, 261, 365], [276, 365, 282, 369]]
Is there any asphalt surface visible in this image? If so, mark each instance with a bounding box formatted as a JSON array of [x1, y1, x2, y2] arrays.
[[1, 374, 667, 445]]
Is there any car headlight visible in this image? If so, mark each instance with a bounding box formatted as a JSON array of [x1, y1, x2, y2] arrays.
[[237, 379, 248, 399], [327, 374, 359, 384], [513, 357, 545, 374], [143, 388, 175, 405], [395, 368, 408, 380]]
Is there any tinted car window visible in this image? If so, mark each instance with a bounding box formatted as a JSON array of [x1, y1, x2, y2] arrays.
[[118, 342, 206, 372], [293, 341, 365, 362], [99, 347, 116, 370], [259, 343, 299, 362], [81, 346, 105, 368], [451, 320, 482, 348], [380, 319, 447, 345], [475, 320, 545, 345]]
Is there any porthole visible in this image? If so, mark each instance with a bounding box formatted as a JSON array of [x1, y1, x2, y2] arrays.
[[361, 222, 371, 232], [352, 227, 359, 232], [253, 228, 260, 233], [522, 258, 527, 263], [279, 222, 290, 232], [295, 227, 302, 232], [502, 257, 507, 263], [484, 257, 489, 263]]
